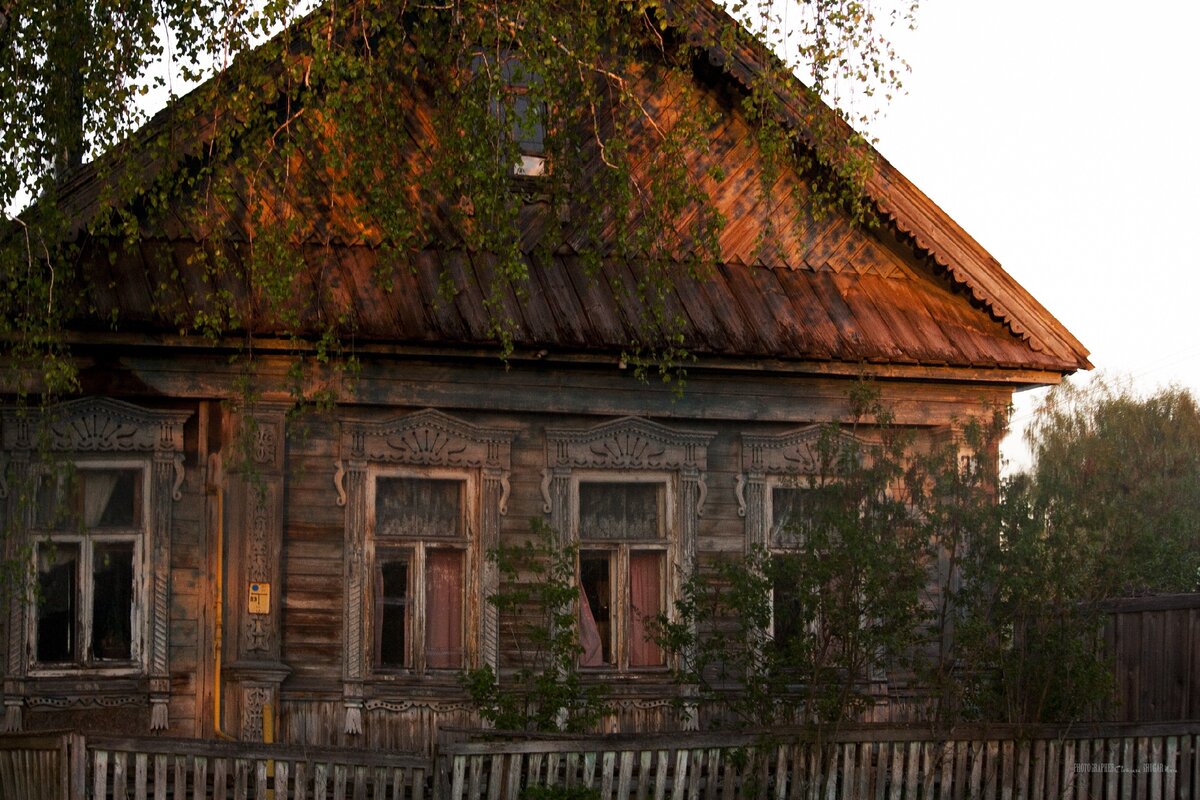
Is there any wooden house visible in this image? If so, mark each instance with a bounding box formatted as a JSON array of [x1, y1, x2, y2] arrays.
[[0, 1, 1088, 752]]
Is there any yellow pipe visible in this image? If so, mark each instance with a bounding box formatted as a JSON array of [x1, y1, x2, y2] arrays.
[[210, 443, 234, 740], [265, 701, 276, 799]]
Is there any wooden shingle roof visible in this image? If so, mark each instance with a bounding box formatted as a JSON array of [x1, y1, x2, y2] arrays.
[[57, 0, 1089, 380]]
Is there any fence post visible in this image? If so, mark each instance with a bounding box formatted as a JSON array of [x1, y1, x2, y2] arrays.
[[67, 732, 86, 800]]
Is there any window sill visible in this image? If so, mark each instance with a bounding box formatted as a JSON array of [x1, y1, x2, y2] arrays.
[[28, 664, 143, 679]]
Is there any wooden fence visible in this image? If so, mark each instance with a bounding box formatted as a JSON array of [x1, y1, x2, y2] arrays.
[[2, 723, 1200, 799], [0, 730, 80, 800], [0, 732, 431, 799], [435, 723, 1200, 800], [1104, 594, 1200, 722]]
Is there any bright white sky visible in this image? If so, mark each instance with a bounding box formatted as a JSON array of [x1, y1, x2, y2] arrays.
[[860, 0, 1200, 470]]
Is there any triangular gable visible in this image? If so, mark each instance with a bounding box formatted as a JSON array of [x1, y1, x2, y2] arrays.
[[54, 1, 1088, 377]]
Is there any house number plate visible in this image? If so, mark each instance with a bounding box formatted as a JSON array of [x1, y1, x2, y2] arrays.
[[248, 582, 271, 615]]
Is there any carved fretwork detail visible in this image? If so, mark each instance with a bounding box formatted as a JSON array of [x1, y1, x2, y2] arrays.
[[737, 425, 869, 549], [3, 397, 189, 455], [338, 410, 514, 733], [1, 398, 192, 733], [242, 484, 274, 654], [227, 407, 286, 665], [544, 417, 714, 665], [342, 409, 514, 471], [253, 423, 277, 466], [546, 416, 713, 472], [242, 686, 272, 741]]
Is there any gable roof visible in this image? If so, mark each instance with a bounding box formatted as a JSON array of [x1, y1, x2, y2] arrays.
[[53, 0, 1089, 381]]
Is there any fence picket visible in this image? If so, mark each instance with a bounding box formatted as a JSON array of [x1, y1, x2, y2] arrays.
[[506, 753, 524, 800], [653, 750, 669, 800], [618, 751, 634, 800], [136, 752, 149, 800], [94, 750, 109, 800], [843, 743, 857, 800], [889, 741, 904, 800], [313, 762, 328, 800], [1166, 738, 1178, 800], [485, 754, 502, 800], [602, 751, 617, 800]]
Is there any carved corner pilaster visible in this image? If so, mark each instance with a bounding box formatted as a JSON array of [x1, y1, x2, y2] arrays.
[[149, 677, 170, 731], [343, 682, 364, 735]]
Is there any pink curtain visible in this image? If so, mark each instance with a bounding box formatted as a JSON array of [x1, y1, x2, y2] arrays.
[[578, 586, 605, 666], [425, 550, 463, 668], [629, 552, 664, 667]]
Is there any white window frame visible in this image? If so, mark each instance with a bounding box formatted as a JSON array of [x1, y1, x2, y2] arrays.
[[573, 472, 673, 672], [27, 459, 151, 677], [366, 466, 476, 675]]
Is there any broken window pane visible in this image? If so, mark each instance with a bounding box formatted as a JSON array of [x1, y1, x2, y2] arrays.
[[376, 478, 463, 539], [579, 482, 662, 541], [37, 542, 79, 663], [92, 541, 135, 660], [376, 556, 411, 668]]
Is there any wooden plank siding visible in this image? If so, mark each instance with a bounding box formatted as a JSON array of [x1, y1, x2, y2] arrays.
[[1104, 594, 1200, 722], [261, 378, 1009, 751]]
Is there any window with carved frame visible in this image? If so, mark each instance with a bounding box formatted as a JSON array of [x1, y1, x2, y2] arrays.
[[575, 476, 669, 670], [338, 408, 513, 733], [2, 397, 190, 732], [544, 417, 714, 678], [368, 469, 473, 673], [739, 427, 867, 654], [29, 461, 148, 673]]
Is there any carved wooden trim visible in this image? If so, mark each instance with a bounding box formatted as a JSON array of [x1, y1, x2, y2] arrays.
[[737, 425, 867, 549], [2, 397, 189, 455], [226, 408, 287, 672], [545, 416, 712, 472], [544, 417, 714, 669], [336, 409, 514, 734], [1, 398, 192, 732]]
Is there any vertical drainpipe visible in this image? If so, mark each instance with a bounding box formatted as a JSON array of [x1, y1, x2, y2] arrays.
[[203, 400, 234, 740]]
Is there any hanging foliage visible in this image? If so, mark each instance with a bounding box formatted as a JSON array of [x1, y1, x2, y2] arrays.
[[0, 0, 917, 402]]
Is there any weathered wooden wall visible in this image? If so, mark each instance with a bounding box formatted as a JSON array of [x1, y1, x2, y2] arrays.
[[1, 354, 1018, 751], [1105, 594, 1200, 723]]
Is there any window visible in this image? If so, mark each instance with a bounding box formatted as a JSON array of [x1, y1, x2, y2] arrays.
[[576, 480, 666, 669], [472, 51, 547, 177], [767, 485, 813, 650], [31, 466, 146, 670], [370, 474, 468, 672]]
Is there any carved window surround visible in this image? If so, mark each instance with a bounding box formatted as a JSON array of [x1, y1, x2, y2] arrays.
[[1, 397, 191, 732], [542, 417, 714, 684], [736, 425, 869, 550], [335, 409, 514, 735]]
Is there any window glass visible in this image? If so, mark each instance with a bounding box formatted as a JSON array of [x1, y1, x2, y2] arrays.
[[36, 469, 141, 530], [36, 542, 79, 663], [579, 552, 612, 666], [579, 482, 662, 541], [771, 486, 811, 548], [92, 541, 135, 660], [376, 556, 411, 668], [376, 477, 463, 538]]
